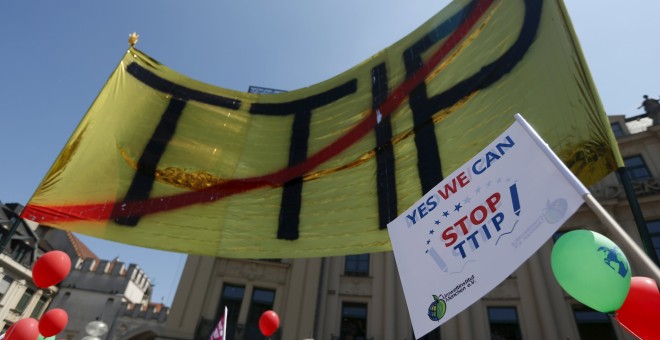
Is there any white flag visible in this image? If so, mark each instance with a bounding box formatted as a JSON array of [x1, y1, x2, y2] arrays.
[[209, 306, 228, 340], [388, 114, 588, 338]]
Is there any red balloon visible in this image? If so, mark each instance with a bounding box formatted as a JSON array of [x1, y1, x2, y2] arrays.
[[258, 310, 280, 337], [39, 308, 69, 337], [615, 276, 660, 339], [32, 251, 71, 288], [4, 323, 16, 338], [5, 318, 40, 340]]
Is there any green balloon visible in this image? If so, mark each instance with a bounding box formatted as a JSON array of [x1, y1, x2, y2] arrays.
[[551, 230, 631, 313]]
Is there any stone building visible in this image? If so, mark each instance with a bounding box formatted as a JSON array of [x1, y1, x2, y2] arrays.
[[113, 302, 169, 340], [47, 254, 169, 340], [0, 203, 56, 332], [161, 116, 659, 340], [0, 204, 169, 340]]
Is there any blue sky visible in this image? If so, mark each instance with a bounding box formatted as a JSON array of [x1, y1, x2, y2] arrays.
[[1, 1, 659, 307]]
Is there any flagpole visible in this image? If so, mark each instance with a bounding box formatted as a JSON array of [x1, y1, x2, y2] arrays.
[[615, 167, 659, 264], [514, 113, 660, 283], [583, 194, 660, 283]]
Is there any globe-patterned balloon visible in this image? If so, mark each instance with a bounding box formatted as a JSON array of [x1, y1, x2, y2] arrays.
[[551, 230, 631, 313]]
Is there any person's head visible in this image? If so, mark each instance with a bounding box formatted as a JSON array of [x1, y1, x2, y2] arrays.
[[644, 95, 649, 99]]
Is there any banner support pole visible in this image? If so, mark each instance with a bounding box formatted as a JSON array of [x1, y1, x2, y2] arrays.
[[615, 167, 658, 263], [583, 193, 660, 283], [514, 113, 660, 282]]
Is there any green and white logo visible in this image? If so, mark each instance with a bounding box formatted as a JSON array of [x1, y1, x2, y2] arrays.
[[427, 295, 447, 321]]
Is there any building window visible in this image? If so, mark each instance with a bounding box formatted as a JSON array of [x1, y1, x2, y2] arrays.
[[0, 217, 13, 245], [217, 284, 245, 340], [624, 155, 652, 181], [30, 297, 48, 318], [573, 307, 616, 339], [259, 258, 281, 263], [646, 220, 660, 265], [0, 276, 13, 302], [488, 306, 522, 340], [340, 302, 368, 340], [12, 244, 28, 263], [610, 122, 625, 138], [345, 254, 370, 277], [14, 288, 35, 314], [245, 288, 276, 339]]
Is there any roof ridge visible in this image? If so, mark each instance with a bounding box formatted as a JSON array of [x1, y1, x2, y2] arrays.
[[66, 231, 99, 261]]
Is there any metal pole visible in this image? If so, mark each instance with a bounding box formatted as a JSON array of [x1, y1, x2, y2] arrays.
[[513, 113, 659, 277], [615, 167, 659, 264], [583, 193, 660, 282]]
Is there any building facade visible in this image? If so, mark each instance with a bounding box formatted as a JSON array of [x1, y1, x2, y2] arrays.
[[47, 255, 169, 340], [0, 203, 56, 332], [163, 118, 660, 339], [1, 205, 169, 340]]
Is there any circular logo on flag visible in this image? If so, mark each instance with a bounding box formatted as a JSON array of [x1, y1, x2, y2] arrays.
[[427, 295, 447, 321]]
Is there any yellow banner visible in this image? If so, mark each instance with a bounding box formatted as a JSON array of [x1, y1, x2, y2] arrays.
[[23, 0, 621, 258]]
